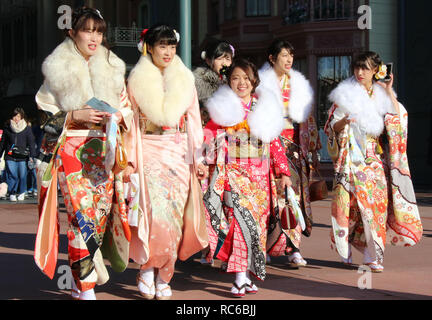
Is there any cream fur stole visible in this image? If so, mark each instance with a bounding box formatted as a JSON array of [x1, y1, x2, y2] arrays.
[[127, 55, 195, 127], [328, 77, 395, 137], [42, 37, 126, 112], [258, 63, 314, 124], [205, 85, 284, 143]]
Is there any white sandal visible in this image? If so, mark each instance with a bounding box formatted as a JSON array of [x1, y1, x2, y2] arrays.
[[136, 273, 155, 300], [288, 252, 307, 267], [155, 283, 172, 301], [231, 281, 247, 298]]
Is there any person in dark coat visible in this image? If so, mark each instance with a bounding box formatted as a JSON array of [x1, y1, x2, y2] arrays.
[[0, 108, 37, 202]]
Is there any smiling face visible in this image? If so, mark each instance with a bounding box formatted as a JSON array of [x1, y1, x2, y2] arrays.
[[148, 41, 177, 71], [270, 48, 294, 76], [229, 67, 254, 103], [69, 19, 103, 60]]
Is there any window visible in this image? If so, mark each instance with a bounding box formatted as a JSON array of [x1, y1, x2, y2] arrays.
[[139, 0, 151, 28], [246, 0, 271, 17], [317, 55, 351, 128], [209, 0, 220, 33], [224, 0, 237, 21], [293, 58, 308, 75]]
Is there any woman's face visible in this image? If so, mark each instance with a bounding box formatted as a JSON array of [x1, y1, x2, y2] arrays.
[[230, 67, 253, 102], [149, 42, 177, 71], [12, 114, 22, 124], [209, 53, 232, 75], [271, 48, 294, 75], [354, 65, 378, 87], [69, 19, 103, 61]]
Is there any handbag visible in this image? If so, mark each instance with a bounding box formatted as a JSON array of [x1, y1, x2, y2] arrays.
[[112, 130, 128, 174], [309, 167, 328, 202], [280, 187, 298, 230]]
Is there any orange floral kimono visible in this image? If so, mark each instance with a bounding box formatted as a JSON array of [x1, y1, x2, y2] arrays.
[[325, 77, 422, 262]]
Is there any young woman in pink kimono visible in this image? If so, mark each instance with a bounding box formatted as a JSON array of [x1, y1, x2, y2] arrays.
[[125, 25, 209, 300]]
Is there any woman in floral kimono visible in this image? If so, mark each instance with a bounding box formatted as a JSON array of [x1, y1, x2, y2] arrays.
[[325, 51, 422, 272], [34, 7, 133, 300], [203, 58, 291, 297], [259, 39, 320, 267], [125, 25, 209, 300]]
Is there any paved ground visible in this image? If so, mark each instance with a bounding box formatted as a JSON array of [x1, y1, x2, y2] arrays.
[[0, 193, 431, 301]]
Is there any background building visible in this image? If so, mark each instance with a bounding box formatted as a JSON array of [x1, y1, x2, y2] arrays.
[[0, 0, 430, 189]]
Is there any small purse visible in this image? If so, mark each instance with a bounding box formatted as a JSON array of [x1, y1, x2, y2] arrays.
[[113, 131, 128, 174], [280, 187, 298, 230], [309, 167, 328, 202]]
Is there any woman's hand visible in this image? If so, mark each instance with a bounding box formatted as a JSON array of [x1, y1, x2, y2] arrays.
[[71, 106, 110, 124], [376, 74, 400, 114], [196, 163, 209, 180], [333, 115, 353, 133], [123, 164, 135, 183], [279, 174, 292, 190]]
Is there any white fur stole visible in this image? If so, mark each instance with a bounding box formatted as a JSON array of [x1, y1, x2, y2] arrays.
[[42, 37, 126, 112], [258, 63, 314, 124], [127, 55, 195, 127], [205, 85, 284, 143], [328, 77, 395, 137]]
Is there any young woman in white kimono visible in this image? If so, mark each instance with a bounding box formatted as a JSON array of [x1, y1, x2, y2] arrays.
[[325, 52, 422, 272], [125, 25, 209, 300], [34, 7, 133, 300]]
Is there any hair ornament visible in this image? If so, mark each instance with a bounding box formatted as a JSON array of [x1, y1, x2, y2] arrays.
[[95, 9, 104, 20], [375, 63, 387, 80], [138, 29, 149, 56], [229, 44, 235, 58], [173, 29, 181, 43]]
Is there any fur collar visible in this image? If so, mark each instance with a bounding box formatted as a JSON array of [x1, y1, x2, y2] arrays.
[[42, 37, 126, 112], [205, 85, 284, 143], [258, 63, 314, 123], [128, 55, 195, 127], [193, 66, 225, 104], [329, 76, 394, 136]]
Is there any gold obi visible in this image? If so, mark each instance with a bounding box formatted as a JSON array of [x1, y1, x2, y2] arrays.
[[140, 112, 187, 135], [226, 130, 270, 159]]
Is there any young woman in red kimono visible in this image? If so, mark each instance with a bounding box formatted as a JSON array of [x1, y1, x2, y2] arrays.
[[203, 58, 291, 297], [259, 39, 320, 267]]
